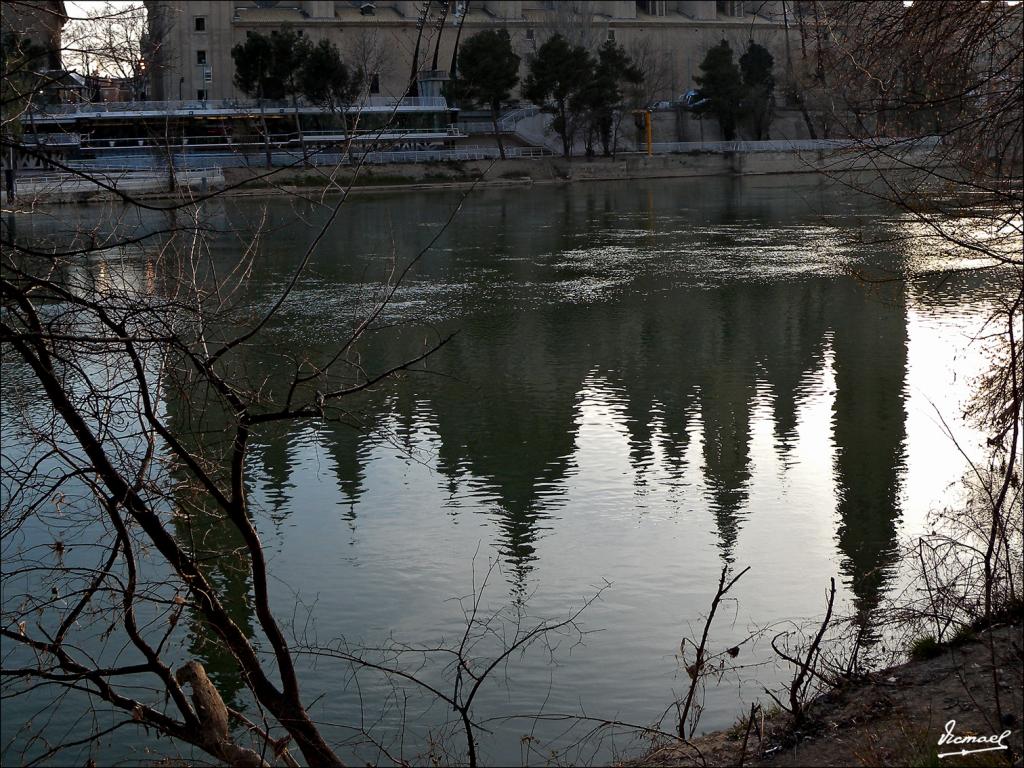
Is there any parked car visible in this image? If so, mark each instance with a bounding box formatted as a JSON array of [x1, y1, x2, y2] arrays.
[[681, 89, 709, 110]]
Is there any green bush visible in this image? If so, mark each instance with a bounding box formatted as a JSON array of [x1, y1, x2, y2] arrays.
[[908, 635, 943, 660]]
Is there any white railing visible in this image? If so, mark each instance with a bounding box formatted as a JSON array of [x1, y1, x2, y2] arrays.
[[458, 106, 542, 135], [76, 126, 465, 151], [498, 105, 541, 132], [346, 146, 551, 164], [301, 125, 464, 139], [9, 167, 224, 197], [24, 167, 222, 183], [29, 95, 449, 118]]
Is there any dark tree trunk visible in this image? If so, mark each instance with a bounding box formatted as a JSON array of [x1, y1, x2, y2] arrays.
[[407, 1, 432, 97], [431, 2, 450, 71], [448, 1, 470, 78], [559, 101, 571, 158], [291, 92, 307, 165], [491, 103, 506, 160], [782, 0, 818, 140]]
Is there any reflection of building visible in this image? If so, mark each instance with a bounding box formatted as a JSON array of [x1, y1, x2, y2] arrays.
[[144, 1, 789, 102]]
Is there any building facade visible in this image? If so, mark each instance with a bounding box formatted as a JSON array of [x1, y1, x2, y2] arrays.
[[144, 1, 791, 104], [0, 0, 67, 70]]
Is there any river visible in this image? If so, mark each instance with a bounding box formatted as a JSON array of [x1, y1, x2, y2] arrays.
[[1, 174, 1017, 765]]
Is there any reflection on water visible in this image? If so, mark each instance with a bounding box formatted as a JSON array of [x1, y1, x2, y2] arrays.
[[2, 175, 1016, 764]]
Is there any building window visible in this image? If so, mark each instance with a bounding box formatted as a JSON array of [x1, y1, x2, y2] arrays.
[[369, 73, 380, 94], [639, 0, 667, 14], [194, 16, 205, 32], [197, 89, 207, 100], [525, 27, 534, 40], [196, 50, 207, 65], [607, 29, 616, 42]]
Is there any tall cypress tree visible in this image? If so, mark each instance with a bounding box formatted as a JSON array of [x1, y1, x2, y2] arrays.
[[695, 39, 743, 141]]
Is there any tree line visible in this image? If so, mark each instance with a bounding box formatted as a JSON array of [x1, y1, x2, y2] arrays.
[[229, 28, 777, 160], [446, 30, 642, 159], [695, 39, 776, 141], [446, 32, 776, 156], [231, 31, 361, 165]]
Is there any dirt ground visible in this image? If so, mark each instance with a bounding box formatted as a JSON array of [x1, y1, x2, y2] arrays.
[[632, 624, 1023, 768]]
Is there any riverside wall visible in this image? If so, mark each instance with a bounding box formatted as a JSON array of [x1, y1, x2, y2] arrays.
[[6, 146, 941, 205], [223, 145, 940, 191]]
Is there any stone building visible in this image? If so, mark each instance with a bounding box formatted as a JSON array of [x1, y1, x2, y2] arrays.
[[0, 0, 67, 70], [144, 1, 791, 104]]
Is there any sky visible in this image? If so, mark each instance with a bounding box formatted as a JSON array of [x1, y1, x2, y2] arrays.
[[64, 1, 137, 21]]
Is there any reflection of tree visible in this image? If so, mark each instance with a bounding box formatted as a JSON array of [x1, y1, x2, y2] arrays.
[[757, 283, 829, 459], [213, 274, 906, 600], [322, 417, 372, 521], [163, 391, 257, 712], [174, 497, 256, 711], [830, 281, 908, 617], [154, 178, 909, 605]]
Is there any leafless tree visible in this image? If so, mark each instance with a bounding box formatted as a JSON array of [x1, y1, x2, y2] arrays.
[[346, 27, 396, 98], [62, 2, 147, 99], [792, 0, 1022, 738], [807, 0, 1021, 601], [0, 5, 644, 766], [540, 0, 605, 54], [0, 5, 542, 765]]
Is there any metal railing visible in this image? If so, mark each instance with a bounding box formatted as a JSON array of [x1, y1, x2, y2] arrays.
[[458, 106, 543, 136], [24, 167, 223, 183], [347, 146, 552, 164], [28, 95, 449, 118], [10, 167, 224, 197], [497, 105, 541, 132], [75, 126, 466, 151]]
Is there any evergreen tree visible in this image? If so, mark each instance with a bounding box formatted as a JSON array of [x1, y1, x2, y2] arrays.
[[232, 33, 282, 101], [740, 40, 775, 140], [695, 39, 743, 141], [232, 31, 312, 164], [299, 39, 361, 135], [523, 34, 594, 158], [446, 29, 520, 160], [581, 40, 643, 157]]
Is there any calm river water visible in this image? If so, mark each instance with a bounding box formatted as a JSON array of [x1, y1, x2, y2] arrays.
[[1, 174, 1017, 765]]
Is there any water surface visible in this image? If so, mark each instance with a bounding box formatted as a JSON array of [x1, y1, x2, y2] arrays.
[[2, 175, 1015, 765]]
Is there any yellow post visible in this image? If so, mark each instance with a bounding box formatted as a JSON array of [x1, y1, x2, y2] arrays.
[[645, 110, 653, 156]]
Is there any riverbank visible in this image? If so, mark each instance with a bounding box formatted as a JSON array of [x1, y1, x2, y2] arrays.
[[221, 143, 940, 194], [3, 143, 942, 205], [631, 623, 1022, 767]]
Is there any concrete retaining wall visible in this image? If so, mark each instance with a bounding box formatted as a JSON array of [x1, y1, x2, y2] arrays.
[[225, 144, 936, 188], [9, 146, 939, 204]]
